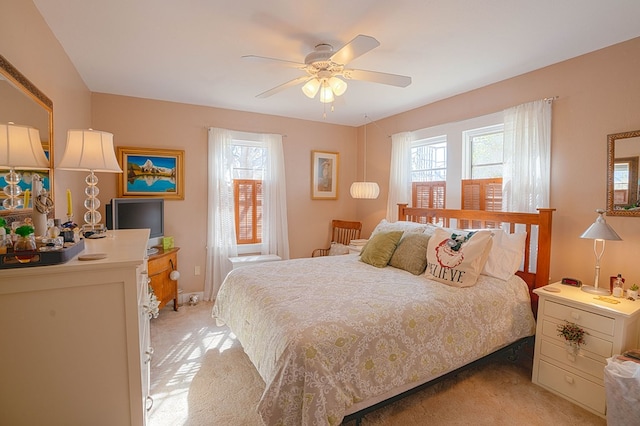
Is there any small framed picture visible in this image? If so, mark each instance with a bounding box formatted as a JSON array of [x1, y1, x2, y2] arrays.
[[311, 150, 339, 200], [116, 147, 184, 199]]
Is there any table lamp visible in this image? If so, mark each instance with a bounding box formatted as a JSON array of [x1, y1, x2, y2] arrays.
[[579, 209, 622, 295], [57, 129, 122, 237], [0, 123, 49, 210]]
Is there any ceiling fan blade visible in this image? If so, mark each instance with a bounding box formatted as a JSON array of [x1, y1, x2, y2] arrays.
[[343, 68, 412, 87], [330, 34, 380, 66], [256, 75, 311, 98], [242, 55, 306, 69]]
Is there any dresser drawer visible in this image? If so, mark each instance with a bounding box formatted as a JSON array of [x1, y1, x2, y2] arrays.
[[539, 339, 606, 380], [543, 300, 615, 336], [538, 359, 605, 414], [540, 319, 613, 358]]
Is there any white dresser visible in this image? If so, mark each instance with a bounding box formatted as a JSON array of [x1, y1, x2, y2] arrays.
[[0, 229, 151, 426], [532, 283, 640, 417]]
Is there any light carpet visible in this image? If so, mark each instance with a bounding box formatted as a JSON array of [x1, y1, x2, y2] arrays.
[[148, 301, 606, 426]]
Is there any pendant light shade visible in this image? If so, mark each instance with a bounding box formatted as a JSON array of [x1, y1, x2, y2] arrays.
[[350, 182, 380, 199], [350, 117, 380, 199], [302, 78, 321, 98]]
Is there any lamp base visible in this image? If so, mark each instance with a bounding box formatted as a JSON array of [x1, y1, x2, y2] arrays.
[[581, 285, 611, 295]]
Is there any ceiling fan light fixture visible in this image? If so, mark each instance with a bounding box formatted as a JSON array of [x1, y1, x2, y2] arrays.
[[319, 82, 334, 103], [328, 76, 347, 96], [302, 78, 321, 98]]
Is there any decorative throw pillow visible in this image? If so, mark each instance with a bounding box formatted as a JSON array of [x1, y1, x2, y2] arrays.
[[360, 231, 404, 268], [425, 228, 493, 287], [370, 219, 436, 238], [328, 242, 350, 256], [389, 233, 431, 275], [482, 230, 527, 280]]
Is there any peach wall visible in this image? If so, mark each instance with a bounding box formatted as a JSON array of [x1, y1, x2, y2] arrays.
[[91, 94, 357, 294], [358, 37, 640, 287], [1, 0, 92, 219]]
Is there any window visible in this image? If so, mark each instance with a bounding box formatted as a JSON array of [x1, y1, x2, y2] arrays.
[[464, 124, 504, 179], [461, 124, 503, 216], [411, 136, 446, 208], [411, 136, 446, 181], [231, 141, 266, 245]]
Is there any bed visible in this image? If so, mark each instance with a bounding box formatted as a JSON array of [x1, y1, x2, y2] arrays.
[[212, 206, 554, 425]]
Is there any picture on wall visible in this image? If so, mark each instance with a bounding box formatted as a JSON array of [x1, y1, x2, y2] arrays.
[[117, 146, 184, 199], [311, 150, 339, 200]]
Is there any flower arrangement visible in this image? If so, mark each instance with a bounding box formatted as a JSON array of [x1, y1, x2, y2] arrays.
[[557, 321, 587, 348], [147, 285, 160, 319]]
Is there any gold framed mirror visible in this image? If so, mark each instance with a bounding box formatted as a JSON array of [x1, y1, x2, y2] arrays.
[[606, 130, 640, 217], [0, 54, 54, 221]]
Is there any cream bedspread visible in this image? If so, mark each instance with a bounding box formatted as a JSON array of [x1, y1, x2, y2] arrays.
[[212, 254, 535, 426]]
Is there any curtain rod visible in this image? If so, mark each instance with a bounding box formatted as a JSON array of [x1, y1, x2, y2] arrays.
[[204, 126, 287, 137]]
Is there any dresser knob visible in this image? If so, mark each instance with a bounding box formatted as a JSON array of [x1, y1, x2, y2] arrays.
[[567, 354, 576, 362], [570, 312, 580, 320], [564, 375, 574, 384]]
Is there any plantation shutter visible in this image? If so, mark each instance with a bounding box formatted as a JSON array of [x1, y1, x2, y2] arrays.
[[460, 178, 502, 228], [412, 181, 446, 209], [234, 179, 262, 244]]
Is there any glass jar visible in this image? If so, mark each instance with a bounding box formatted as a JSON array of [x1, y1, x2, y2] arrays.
[[613, 273, 624, 298], [13, 234, 37, 263]]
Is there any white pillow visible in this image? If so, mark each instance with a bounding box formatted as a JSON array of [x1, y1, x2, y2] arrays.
[[482, 230, 527, 280], [425, 228, 493, 287], [328, 242, 350, 256], [370, 219, 437, 238]]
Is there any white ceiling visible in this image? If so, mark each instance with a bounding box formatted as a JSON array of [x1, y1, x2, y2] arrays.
[[33, 0, 640, 127]]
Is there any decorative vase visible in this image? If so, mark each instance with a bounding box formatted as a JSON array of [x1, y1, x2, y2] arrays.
[[565, 341, 580, 355], [628, 289, 638, 300], [13, 234, 37, 263]]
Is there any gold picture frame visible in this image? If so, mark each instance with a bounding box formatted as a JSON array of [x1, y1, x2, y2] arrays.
[[311, 150, 339, 200], [117, 147, 184, 199]]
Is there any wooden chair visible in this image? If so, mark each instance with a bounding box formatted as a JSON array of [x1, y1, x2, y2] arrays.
[[312, 220, 362, 257]]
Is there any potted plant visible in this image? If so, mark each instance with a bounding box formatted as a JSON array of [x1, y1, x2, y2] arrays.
[[628, 284, 639, 300], [557, 321, 588, 353]]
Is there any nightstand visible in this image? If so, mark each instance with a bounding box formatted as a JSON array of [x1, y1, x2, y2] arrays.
[[532, 283, 640, 417]]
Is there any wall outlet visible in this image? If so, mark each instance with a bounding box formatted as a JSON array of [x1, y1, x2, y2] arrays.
[[194, 265, 201, 276]]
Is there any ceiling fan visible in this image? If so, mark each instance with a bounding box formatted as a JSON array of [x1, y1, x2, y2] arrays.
[[243, 34, 412, 103]]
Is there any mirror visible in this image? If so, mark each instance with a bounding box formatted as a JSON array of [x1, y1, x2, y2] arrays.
[[0, 54, 54, 221], [607, 130, 640, 216]]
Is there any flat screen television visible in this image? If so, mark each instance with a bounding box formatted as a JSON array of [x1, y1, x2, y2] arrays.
[[106, 198, 164, 251]]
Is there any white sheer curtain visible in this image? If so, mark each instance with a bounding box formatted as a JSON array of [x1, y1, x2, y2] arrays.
[[502, 99, 552, 212], [205, 128, 237, 300], [260, 133, 290, 259], [204, 128, 290, 300], [386, 131, 413, 221]]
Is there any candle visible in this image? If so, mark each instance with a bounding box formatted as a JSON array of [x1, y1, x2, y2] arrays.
[[23, 189, 30, 209], [66, 189, 72, 217]]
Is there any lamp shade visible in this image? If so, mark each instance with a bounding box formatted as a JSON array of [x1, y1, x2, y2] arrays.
[[302, 78, 321, 98], [0, 123, 49, 170], [328, 76, 347, 96], [350, 182, 380, 199], [319, 82, 335, 103], [58, 129, 122, 173], [580, 209, 621, 241]]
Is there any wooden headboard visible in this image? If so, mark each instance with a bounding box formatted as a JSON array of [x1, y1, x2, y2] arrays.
[[398, 204, 555, 313]]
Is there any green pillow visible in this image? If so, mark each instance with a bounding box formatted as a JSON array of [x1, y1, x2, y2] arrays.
[[389, 233, 431, 275], [360, 231, 404, 268]]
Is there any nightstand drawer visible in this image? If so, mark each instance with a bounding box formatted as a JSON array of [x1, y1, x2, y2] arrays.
[[541, 319, 613, 358], [538, 360, 605, 414], [543, 300, 615, 336], [539, 339, 605, 380]]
